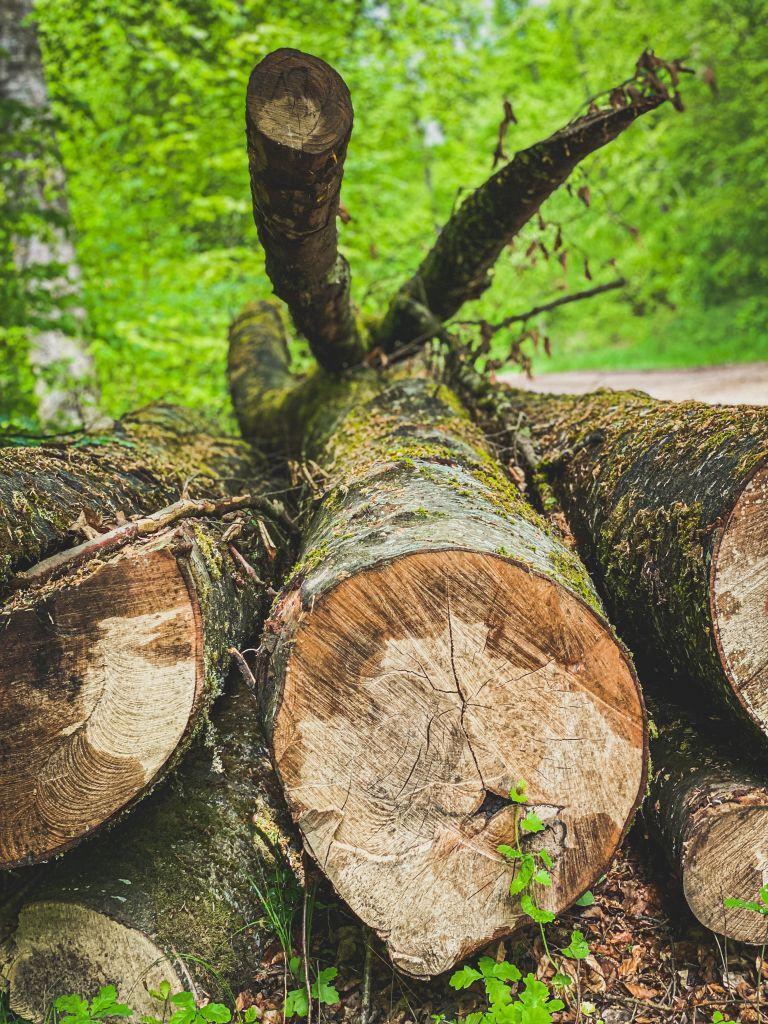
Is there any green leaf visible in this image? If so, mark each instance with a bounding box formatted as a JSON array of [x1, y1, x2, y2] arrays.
[[519, 893, 555, 924], [477, 957, 498, 978], [484, 977, 513, 1008], [561, 929, 591, 960], [90, 987, 132, 1020], [497, 844, 522, 861], [518, 974, 550, 1005], [201, 1005, 232, 1023], [284, 988, 309, 1019], [761, 884, 768, 907], [312, 967, 340, 1006], [450, 966, 482, 990], [149, 982, 172, 1002], [520, 813, 544, 834], [538, 849, 553, 870], [532, 869, 552, 887], [551, 973, 573, 988], [289, 955, 302, 978], [169, 1010, 196, 1024], [723, 897, 764, 913], [172, 994, 196, 1011], [509, 854, 536, 895], [575, 891, 595, 907], [55, 997, 89, 1016], [509, 780, 528, 804], [492, 962, 522, 983]]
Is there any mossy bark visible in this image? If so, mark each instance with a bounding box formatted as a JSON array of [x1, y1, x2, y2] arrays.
[[461, 381, 768, 741], [647, 706, 768, 944], [1, 678, 302, 1019], [229, 303, 647, 977], [0, 403, 261, 594]]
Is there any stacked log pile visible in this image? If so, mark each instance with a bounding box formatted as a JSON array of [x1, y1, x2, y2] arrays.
[[2, 37, 766, 1021]]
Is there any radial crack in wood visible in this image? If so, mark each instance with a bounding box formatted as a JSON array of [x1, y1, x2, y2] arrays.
[[272, 549, 644, 976]]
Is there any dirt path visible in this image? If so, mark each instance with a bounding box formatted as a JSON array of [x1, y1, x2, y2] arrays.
[[503, 362, 768, 405]]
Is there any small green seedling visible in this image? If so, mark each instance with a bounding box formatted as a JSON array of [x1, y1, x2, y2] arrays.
[[450, 958, 564, 1024], [284, 966, 340, 1019], [561, 929, 590, 960], [144, 992, 231, 1024], [54, 988, 132, 1024]]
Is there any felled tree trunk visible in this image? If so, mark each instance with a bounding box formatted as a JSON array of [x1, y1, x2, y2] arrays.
[[0, 406, 286, 868], [647, 707, 768, 945], [463, 384, 768, 744], [229, 304, 647, 978], [0, 0, 99, 426], [1, 678, 302, 1018]]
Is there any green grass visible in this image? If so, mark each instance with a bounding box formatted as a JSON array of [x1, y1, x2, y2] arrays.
[[521, 297, 768, 374]]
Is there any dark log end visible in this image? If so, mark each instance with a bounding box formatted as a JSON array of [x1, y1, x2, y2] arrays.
[[712, 461, 768, 730], [5, 903, 186, 1021], [247, 47, 352, 160], [684, 797, 768, 945], [272, 548, 645, 976], [0, 534, 206, 868]]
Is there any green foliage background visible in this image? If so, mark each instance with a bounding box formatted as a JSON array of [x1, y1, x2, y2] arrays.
[[5, 0, 768, 422]]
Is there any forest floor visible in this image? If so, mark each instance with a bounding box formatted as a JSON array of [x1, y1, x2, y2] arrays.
[[503, 363, 768, 406], [244, 826, 765, 1024]]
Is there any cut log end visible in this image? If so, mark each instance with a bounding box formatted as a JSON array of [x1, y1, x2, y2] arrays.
[[684, 801, 768, 945], [247, 48, 352, 157], [5, 902, 186, 1021], [0, 541, 203, 868], [273, 549, 645, 976], [713, 462, 768, 731]]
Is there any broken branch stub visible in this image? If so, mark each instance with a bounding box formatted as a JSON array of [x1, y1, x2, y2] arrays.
[[246, 48, 364, 371], [374, 51, 684, 352]]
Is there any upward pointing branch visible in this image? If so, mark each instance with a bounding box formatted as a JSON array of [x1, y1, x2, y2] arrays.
[[373, 51, 687, 353], [246, 48, 365, 371]]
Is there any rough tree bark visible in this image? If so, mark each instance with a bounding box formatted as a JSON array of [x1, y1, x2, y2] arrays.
[[0, 406, 287, 868], [229, 303, 647, 978], [246, 48, 365, 371], [1, 677, 302, 1018], [0, 404, 256, 590], [647, 706, 768, 945], [372, 52, 683, 352], [0, 0, 99, 426], [458, 383, 768, 745]]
